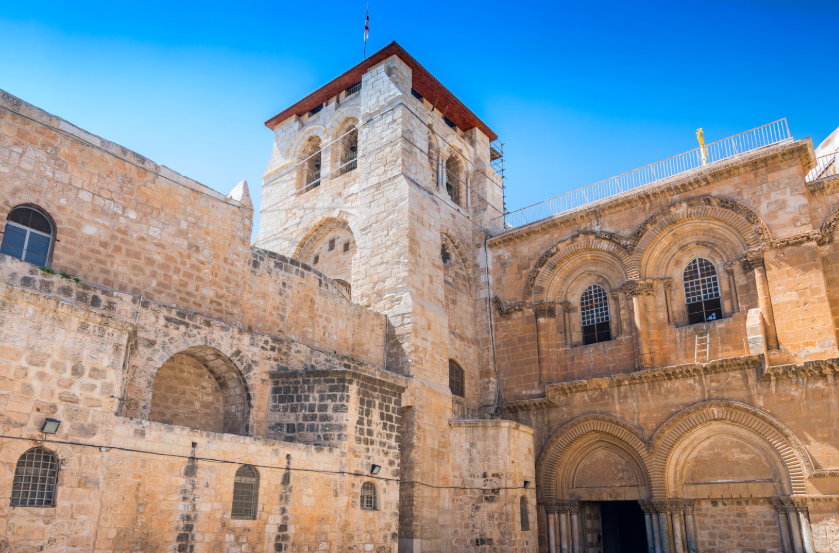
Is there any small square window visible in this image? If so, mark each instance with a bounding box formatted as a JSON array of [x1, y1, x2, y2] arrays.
[[313, 255, 319, 265], [328, 239, 336, 251], [343, 242, 350, 252]]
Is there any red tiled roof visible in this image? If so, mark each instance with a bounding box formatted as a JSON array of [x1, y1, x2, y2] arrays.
[[264, 41, 497, 142]]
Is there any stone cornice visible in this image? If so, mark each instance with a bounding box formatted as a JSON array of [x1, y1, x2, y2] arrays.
[[268, 368, 408, 393], [503, 355, 839, 414], [488, 139, 813, 248], [804, 174, 839, 198]]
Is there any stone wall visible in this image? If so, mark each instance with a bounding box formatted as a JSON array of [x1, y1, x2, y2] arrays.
[[693, 499, 783, 552]]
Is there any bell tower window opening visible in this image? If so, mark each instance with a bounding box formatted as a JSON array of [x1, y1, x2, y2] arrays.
[[2, 205, 55, 268], [449, 359, 465, 398], [580, 284, 611, 345], [445, 154, 462, 205], [683, 257, 723, 324], [299, 136, 322, 192]]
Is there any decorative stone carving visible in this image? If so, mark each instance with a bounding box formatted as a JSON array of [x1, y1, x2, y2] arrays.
[[533, 302, 558, 318], [493, 296, 524, 315], [621, 279, 655, 298]]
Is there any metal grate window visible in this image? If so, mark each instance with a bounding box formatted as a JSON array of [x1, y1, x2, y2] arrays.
[[449, 359, 465, 398], [2, 206, 54, 268], [580, 284, 610, 326], [683, 258, 721, 303], [360, 481, 377, 511], [231, 465, 259, 520], [345, 81, 362, 96], [683, 258, 723, 325], [11, 447, 59, 507], [520, 496, 530, 531]]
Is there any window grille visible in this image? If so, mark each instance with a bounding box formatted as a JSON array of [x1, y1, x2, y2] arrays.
[[340, 153, 358, 175], [449, 359, 465, 398], [2, 206, 54, 268], [345, 81, 362, 96], [683, 258, 723, 324], [360, 481, 377, 510], [580, 284, 611, 345], [11, 447, 59, 507], [231, 465, 259, 520], [520, 496, 530, 531], [308, 105, 323, 116]]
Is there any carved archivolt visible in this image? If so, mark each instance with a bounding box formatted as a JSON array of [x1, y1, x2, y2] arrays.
[[648, 400, 813, 496], [535, 414, 651, 502], [516, 196, 770, 307], [535, 399, 814, 500], [293, 215, 355, 261], [819, 208, 839, 245]]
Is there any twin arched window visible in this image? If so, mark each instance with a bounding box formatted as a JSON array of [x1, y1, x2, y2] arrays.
[[11, 447, 59, 507], [580, 284, 611, 345], [683, 257, 723, 324], [360, 481, 377, 510], [231, 465, 259, 520], [449, 359, 465, 398], [2, 206, 54, 267]]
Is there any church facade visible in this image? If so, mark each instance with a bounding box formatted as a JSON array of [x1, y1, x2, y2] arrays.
[[0, 42, 837, 552]]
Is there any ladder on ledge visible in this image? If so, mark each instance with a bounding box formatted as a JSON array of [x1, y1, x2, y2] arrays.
[[695, 328, 710, 364]]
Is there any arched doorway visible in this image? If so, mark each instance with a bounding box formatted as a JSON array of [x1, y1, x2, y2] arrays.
[[148, 346, 250, 436]]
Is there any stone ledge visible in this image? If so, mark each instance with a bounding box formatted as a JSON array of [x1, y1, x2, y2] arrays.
[[804, 174, 839, 198], [268, 368, 408, 393], [448, 418, 536, 435]]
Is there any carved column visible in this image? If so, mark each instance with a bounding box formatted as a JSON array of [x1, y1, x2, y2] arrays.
[[723, 263, 739, 313], [560, 301, 572, 347], [639, 500, 659, 553], [535, 303, 557, 384], [662, 278, 674, 325], [682, 500, 697, 553], [670, 501, 685, 553], [610, 291, 623, 336], [652, 499, 672, 553], [544, 504, 558, 553], [742, 253, 779, 349], [558, 506, 570, 553], [562, 501, 582, 553], [466, 176, 471, 209], [772, 497, 794, 553], [791, 497, 815, 553], [622, 279, 655, 369], [779, 496, 805, 553], [437, 154, 444, 188]]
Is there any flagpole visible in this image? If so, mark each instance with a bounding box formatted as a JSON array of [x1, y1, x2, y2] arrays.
[[363, 4, 369, 59]]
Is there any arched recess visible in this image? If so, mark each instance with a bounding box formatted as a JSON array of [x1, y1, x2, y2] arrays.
[[528, 234, 631, 305], [330, 115, 359, 177], [649, 400, 813, 497], [628, 195, 771, 277], [441, 234, 477, 404], [535, 414, 653, 502], [148, 345, 252, 436], [293, 216, 356, 295]]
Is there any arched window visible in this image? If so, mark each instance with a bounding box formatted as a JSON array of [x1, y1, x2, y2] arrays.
[[445, 154, 461, 205], [2, 205, 54, 267], [231, 465, 259, 520], [449, 359, 465, 398], [11, 447, 59, 507], [335, 119, 359, 176], [299, 136, 322, 192], [360, 481, 377, 510], [520, 496, 530, 531], [580, 284, 611, 345], [683, 258, 723, 324]]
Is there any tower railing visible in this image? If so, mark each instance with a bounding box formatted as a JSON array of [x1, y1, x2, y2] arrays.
[[497, 119, 792, 229], [806, 149, 839, 182]]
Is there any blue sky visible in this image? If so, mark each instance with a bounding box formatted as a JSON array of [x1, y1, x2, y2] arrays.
[[2, 1, 837, 239]]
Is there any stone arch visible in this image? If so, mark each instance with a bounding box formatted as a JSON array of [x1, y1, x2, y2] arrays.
[[535, 414, 652, 502], [289, 124, 327, 159], [293, 216, 354, 261], [649, 400, 813, 497], [527, 233, 631, 304], [441, 233, 471, 296], [325, 106, 361, 136], [293, 216, 356, 292], [330, 115, 359, 177], [122, 332, 258, 437], [639, 220, 747, 280], [628, 195, 771, 277], [148, 345, 252, 436]]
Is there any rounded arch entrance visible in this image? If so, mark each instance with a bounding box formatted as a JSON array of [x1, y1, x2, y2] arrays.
[[536, 414, 653, 503], [293, 216, 356, 297], [147, 345, 252, 436]]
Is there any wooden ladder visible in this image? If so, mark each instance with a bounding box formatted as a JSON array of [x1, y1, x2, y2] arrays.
[[695, 328, 710, 363]]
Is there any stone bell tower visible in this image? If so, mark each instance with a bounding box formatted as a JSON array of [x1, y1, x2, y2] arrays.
[[257, 42, 534, 553]]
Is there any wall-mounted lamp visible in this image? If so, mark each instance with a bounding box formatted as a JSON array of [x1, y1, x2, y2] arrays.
[[41, 418, 61, 434], [370, 464, 382, 475], [523, 481, 531, 489]]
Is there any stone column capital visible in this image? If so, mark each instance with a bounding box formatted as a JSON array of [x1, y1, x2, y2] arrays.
[[559, 301, 572, 314], [650, 498, 670, 513], [661, 277, 673, 291], [741, 249, 766, 271], [556, 500, 580, 514], [533, 302, 557, 319], [541, 501, 560, 514], [637, 499, 655, 515]]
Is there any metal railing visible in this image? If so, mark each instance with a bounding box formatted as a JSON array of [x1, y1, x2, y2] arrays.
[[498, 119, 792, 229], [339, 153, 357, 176], [806, 149, 839, 182], [305, 172, 321, 190]]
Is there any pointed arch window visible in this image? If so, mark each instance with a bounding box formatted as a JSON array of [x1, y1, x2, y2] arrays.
[[2, 205, 54, 267], [581, 284, 611, 345], [11, 447, 59, 507], [683, 258, 723, 324], [449, 359, 465, 398], [520, 496, 530, 531], [231, 465, 259, 520], [360, 481, 377, 511], [445, 154, 461, 205]]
